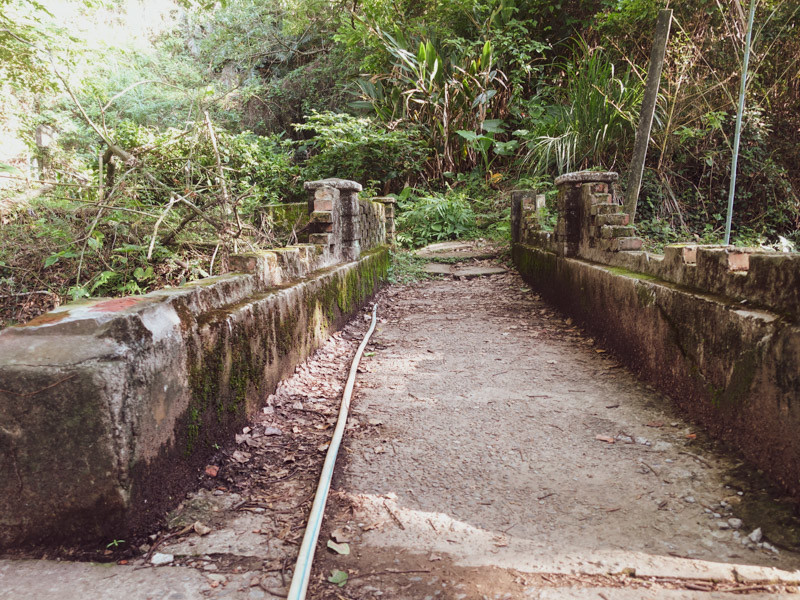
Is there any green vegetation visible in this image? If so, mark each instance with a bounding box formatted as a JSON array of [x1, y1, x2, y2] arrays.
[[1, 0, 798, 326], [387, 249, 434, 284]]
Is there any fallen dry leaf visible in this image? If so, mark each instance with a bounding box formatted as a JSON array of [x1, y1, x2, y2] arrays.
[[327, 539, 351, 555], [193, 522, 212, 536], [595, 435, 615, 444], [204, 465, 219, 477], [331, 528, 350, 543], [231, 450, 251, 463], [646, 421, 664, 428]]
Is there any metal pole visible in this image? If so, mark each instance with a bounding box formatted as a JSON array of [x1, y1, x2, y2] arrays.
[[624, 9, 672, 224], [724, 0, 757, 245]]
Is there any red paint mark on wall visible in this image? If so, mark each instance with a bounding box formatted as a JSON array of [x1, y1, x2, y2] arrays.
[[18, 311, 70, 327], [89, 297, 145, 312]]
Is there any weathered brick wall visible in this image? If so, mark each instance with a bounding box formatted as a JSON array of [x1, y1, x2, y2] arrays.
[[304, 179, 388, 261], [512, 171, 800, 319], [358, 198, 386, 251]]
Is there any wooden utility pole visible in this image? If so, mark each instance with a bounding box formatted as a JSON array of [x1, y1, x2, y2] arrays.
[[624, 9, 672, 224]]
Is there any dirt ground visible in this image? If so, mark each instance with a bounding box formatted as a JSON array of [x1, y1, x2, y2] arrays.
[[1, 249, 800, 599]]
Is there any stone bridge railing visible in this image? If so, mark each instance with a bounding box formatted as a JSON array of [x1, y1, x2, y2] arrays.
[[0, 178, 390, 550], [512, 170, 800, 500]]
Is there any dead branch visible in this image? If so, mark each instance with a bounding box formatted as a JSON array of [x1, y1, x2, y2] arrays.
[[177, 196, 225, 231], [203, 110, 232, 213], [102, 80, 161, 112], [0, 291, 58, 299], [147, 196, 180, 260]]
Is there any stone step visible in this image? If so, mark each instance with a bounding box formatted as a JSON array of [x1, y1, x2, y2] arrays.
[[423, 263, 507, 278], [601, 225, 637, 239], [595, 213, 630, 227], [591, 204, 623, 216], [600, 236, 644, 252]]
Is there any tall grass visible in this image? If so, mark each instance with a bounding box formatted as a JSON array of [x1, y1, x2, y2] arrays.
[[522, 39, 644, 175]]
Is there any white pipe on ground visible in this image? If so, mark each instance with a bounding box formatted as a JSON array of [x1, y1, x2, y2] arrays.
[[287, 303, 379, 600]]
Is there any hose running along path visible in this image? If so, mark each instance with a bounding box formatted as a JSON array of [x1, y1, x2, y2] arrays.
[[287, 303, 378, 600]]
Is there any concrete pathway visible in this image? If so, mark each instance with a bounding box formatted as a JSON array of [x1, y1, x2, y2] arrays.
[[1, 251, 800, 599], [310, 266, 800, 598]]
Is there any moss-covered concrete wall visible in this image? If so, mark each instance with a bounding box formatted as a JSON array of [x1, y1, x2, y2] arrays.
[[0, 245, 389, 550], [513, 242, 800, 499]]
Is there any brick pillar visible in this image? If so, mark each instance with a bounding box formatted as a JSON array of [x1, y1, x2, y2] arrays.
[[374, 197, 396, 245], [553, 171, 618, 257], [304, 178, 363, 262], [511, 190, 545, 244]]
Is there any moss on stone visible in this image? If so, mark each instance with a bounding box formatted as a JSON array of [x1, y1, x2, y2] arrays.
[[182, 246, 389, 457], [513, 243, 556, 283], [711, 349, 758, 408], [635, 283, 657, 307], [605, 266, 659, 281]]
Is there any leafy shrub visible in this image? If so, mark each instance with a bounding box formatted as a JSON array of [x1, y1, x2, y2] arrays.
[[395, 189, 477, 247], [294, 111, 428, 191], [246, 51, 357, 135], [113, 120, 302, 208], [355, 30, 509, 180]]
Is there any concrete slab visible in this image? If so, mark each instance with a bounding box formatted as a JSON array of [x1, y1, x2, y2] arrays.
[[423, 264, 507, 277], [453, 266, 507, 277], [420, 250, 499, 259], [416, 241, 474, 254], [0, 560, 213, 600], [312, 272, 800, 599], [422, 263, 454, 275]]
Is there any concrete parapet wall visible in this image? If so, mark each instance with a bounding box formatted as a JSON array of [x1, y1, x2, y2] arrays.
[[512, 169, 800, 499], [513, 243, 800, 499], [580, 243, 800, 321], [0, 179, 389, 550]]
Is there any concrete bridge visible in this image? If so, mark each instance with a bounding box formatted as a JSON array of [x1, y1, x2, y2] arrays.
[[0, 174, 798, 598]]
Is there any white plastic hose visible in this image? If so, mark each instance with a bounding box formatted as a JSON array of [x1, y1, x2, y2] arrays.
[[287, 303, 378, 600]]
